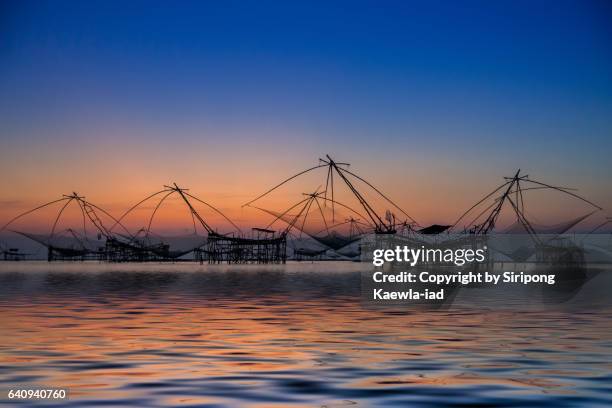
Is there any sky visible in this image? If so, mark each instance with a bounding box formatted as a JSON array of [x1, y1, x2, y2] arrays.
[[0, 0, 611, 235]]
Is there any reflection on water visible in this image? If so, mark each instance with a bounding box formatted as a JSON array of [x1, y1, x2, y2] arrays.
[[0, 262, 611, 407]]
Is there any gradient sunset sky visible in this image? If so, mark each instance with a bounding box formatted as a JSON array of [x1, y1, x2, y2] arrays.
[[1, 1, 611, 232]]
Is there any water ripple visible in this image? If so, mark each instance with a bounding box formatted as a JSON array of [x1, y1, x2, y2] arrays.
[[0, 263, 611, 407]]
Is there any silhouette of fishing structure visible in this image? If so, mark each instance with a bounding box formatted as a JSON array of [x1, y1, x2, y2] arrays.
[[243, 155, 422, 259], [450, 169, 602, 266], [108, 183, 286, 264], [249, 189, 373, 260], [0, 192, 128, 261], [0, 185, 286, 263], [452, 169, 601, 236], [0, 160, 607, 264], [0, 247, 29, 261]]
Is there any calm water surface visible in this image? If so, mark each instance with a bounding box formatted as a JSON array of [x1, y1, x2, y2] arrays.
[[0, 262, 611, 407]]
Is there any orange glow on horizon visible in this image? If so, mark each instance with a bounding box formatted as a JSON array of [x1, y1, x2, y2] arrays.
[[1, 152, 610, 235]]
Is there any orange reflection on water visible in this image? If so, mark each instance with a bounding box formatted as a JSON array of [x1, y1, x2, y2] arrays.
[[0, 265, 611, 407]]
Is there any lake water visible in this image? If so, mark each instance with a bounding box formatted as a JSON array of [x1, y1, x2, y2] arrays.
[[0, 262, 611, 407]]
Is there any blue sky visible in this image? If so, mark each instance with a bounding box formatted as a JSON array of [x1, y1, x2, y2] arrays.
[[0, 0, 611, 224]]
